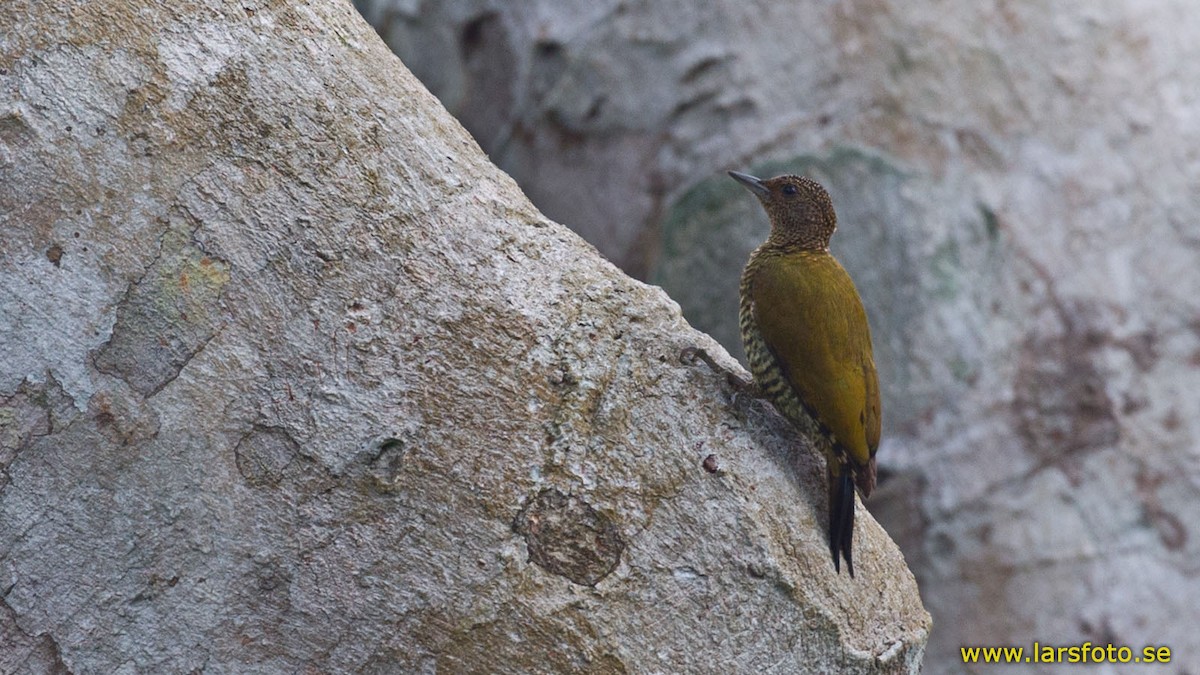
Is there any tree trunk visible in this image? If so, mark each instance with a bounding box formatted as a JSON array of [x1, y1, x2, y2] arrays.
[[0, 2, 927, 672], [355, 2, 1200, 672]]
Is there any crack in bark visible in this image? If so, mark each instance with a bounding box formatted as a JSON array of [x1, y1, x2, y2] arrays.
[[91, 215, 231, 398]]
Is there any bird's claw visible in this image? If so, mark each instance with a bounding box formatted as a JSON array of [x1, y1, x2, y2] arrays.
[[679, 346, 725, 373], [679, 346, 705, 366], [679, 346, 761, 398]]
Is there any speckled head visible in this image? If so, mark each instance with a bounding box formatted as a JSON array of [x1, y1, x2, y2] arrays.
[[729, 171, 837, 251]]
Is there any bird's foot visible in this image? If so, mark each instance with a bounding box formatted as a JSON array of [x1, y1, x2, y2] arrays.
[[679, 346, 761, 398]]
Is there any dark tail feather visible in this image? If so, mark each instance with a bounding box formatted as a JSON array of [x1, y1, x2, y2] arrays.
[[828, 465, 857, 577], [827, 466, 840, 572], [840, 468, 856, 577]]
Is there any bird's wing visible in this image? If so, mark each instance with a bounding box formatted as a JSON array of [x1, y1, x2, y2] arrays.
[[863, 346, 881, 454], [750, 252, 879, 469]]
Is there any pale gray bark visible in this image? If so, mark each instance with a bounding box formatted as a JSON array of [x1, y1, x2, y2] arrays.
[[0, 2, 927, 673]]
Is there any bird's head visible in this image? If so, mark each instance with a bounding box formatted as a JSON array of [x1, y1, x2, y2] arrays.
[[728, 171, 837, 251]]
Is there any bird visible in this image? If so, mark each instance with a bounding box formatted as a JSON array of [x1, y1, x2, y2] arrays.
[[729, 170, 880, 577]]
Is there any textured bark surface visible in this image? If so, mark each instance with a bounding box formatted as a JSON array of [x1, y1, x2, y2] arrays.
[[356, 1, 1200, 672], [0, 2, 928, 673]]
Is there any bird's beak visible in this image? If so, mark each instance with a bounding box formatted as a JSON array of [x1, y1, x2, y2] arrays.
[[728, 171, 769, 198]]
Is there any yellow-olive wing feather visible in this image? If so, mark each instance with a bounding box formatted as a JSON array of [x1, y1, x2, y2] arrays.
[[863, 340, 881, 453], [750, 252, 879, 468]]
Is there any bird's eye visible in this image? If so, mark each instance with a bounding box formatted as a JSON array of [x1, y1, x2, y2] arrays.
[[781, 184, 798, 196]]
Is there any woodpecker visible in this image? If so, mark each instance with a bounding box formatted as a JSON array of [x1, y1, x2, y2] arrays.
[[730, 170, 880, 576]]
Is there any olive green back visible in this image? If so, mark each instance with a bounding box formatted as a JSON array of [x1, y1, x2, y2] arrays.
[[743, 249, 881, 468]]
